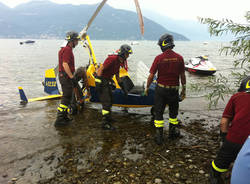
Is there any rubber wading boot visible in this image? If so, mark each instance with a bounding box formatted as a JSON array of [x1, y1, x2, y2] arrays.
[[168, 123, 181, 140], [102, 115, 116, 130], [155, 127, 163, 145], [54, 111, 71, 127], [64, 115, 73, 122], [209, 166, 224, 184]]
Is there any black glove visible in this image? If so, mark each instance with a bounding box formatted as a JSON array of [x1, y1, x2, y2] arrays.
[[109, 80, 116, 91], [220, 131, 227, 143], [70, 77, 78, 87], [119, 81, 128, 96]]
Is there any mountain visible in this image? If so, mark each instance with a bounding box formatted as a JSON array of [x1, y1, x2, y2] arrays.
[[142, 10, 234, 41], [0, 1, 189, 41]]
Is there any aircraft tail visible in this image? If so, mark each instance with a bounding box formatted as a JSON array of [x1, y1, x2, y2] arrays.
[[18, 87, 28, 104], [44, 68, 60, 95]]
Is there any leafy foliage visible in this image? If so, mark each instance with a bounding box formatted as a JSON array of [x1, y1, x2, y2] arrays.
[[197, 11, 250, 108]]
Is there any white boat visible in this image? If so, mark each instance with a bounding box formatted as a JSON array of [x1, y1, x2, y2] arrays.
[[131, 41, 139, 45], [185, 56, 216, 75], [19, 40, 35, 45]]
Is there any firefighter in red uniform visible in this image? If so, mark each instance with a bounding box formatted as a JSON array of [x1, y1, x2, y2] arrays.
[[210, 76, 250, 184], [145, 33, 186, 145], [95, 44, 133, 130], [119, 49, 129, 113], [54, 31, 80, 127], [120, 59, 128, 71]]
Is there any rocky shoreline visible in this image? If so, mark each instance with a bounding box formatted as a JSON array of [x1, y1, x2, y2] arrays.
[[0, 97, 230, 184]]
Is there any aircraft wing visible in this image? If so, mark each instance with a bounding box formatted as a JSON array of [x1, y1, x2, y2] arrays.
[[27, 94, 62, 102], [18, 87, 62, 104]]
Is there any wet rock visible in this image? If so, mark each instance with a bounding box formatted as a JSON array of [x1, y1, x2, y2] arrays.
[[144, 170, 152, 175], [19, 171, 25, 177], [60, 167, 67, 174], [129, 173, 135, 178], [113, 182, 121, 184], [115, 158, 122, 163], [123, 162, 129, 167], [189, 165, 194, 169], [11, 178, 18, 181], [185, 180, 192, 184], [175, 173, 180, 178], [86, 169, 93, 173], [154, 178, 162, 184], [44, 154, 55, 162], [199, 170, 205, 174]]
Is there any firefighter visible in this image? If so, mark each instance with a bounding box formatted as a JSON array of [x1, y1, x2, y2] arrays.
[[210, 76, 250, 184], [145, 33, 186, 145], [72, 66, 90, 105], [231, 135, 250, 184], [54, 31, 80, 127], [95, 44, 132, 130], [118, 48, 129, 113]]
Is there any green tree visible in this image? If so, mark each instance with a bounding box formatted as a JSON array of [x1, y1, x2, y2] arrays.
[[196, 11, 250, 108]]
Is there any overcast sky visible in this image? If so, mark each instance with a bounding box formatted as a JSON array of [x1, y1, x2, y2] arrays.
[[1, 0, 249, 23]]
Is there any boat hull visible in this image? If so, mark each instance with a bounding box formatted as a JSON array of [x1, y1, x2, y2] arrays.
[[185, 67, 216, 75], [20, 40, 35, 45], [88, 83, 156, 108]]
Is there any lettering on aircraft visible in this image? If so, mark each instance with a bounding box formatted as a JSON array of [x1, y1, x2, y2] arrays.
[[45, 81, 57, 87]]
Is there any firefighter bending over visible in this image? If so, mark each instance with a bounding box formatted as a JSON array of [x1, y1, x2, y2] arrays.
[[95, 44, 133, 130]]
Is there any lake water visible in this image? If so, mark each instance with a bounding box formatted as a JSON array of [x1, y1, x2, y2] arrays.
[[0, 39, 236, 112]]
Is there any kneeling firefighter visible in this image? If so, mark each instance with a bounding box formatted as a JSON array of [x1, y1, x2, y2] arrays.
[[209, 76, 250, 184], [95, 44, 133, 130], [145, 33, 186, 145], [54, 31, 81, 127], [70, 66, 90, 111]]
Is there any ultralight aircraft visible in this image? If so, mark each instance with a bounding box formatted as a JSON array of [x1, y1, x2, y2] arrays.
[[18, 0, 157, 115]]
